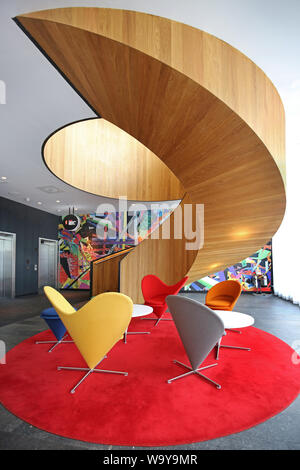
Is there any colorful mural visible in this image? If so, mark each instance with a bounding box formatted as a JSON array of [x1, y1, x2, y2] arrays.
[[184, 241, 272, 293], [60, 209, 272, 293], [59, 210, 171, 289]]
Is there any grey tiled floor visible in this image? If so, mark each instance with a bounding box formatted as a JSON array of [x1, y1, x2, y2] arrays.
[[0, 292, 299, 450]]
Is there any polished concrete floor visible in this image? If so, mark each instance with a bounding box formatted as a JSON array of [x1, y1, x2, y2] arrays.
[[0, 291, 299, 450]]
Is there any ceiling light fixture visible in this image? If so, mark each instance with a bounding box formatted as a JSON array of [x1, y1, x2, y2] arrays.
[[210, 263, 220, 270], [37, 185, 62, 194], [56, 200, 60, 203], [1, 176, 7, 180], [232, 230, 250, 238], [37, 201, 42, 205]]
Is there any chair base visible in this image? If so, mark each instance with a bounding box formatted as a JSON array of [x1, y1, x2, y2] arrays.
[[35, 334, 73, 353], [123, 330, 150, 344], [142, 317, 173, 327], [216, 339, 250, 360], [167, 360, 221, 389], [57, 357, 128, 394]]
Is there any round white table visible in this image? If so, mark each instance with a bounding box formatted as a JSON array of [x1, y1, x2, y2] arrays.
[[123, 304, 153, 343], [213, 310, 254, 359], [213, 310, 254, 329]]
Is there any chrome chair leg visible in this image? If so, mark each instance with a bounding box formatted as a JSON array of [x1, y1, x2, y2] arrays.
[[47, 339, 73, 353], [36, 334, 73, 352], [127, 332, 151, 335], [142, 317, 173, 326], [167, 369, 195, 383], [123, 330, 150, 343], [167, 359, 221, 389], [195, 371, 221, 389], [57, 357, 127, 394], [216, 340, 221, 360], [227, 328, 242, 334], [215, 337, 250, 359], [221, 345, 250, 351]]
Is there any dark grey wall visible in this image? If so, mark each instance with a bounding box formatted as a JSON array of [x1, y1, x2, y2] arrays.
[[0, 196, 59, 296]]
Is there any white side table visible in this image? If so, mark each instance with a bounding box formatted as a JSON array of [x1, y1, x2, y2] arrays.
[[213, 310, 254, 359], [123, 304, 153, 343]]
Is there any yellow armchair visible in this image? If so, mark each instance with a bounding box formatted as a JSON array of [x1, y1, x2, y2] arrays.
[[43, 286, 133, 393]]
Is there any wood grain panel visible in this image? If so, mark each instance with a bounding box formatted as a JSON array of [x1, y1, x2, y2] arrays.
[[44, 118, 183, 201], [18, 8, 285, 182], [120, 194, 195, 303], [16, 8, 286, 302], [91, 248, 132, 297]]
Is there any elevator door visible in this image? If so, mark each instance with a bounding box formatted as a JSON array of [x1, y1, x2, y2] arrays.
[[38, 238, 58, 290], [0, 232, 16, 298]]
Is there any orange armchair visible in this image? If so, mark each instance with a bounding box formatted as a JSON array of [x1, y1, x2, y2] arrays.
[[205, 280, 242, 311], [205, 280, 242, 333], [141, 274, 188, 326]]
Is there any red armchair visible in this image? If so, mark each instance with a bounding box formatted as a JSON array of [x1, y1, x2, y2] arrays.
[[141, 274, 188, 326]]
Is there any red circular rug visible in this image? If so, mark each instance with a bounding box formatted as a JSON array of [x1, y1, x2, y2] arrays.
[[0, 317, 300, 446]]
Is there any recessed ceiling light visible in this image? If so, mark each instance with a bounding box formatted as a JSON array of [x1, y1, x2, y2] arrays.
[[210, 263, 220, 269], [232, 229, 250, 238], [37, 186, 62, 194], [56, 200, 61, 203], [25, 197, 30, 202], [1, 176, 7, 180], [37, 201, 42, 205]]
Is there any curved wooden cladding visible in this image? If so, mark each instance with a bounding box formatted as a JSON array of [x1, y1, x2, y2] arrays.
[[17, 7, 286, 183], [91, 248, 133, 297], [120, 194, 197, 303], [43, 118, 184, 202], [16, 8, 286, 302]]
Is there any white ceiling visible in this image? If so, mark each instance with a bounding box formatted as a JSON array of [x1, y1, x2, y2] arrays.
[[0, 0, 299, 216]]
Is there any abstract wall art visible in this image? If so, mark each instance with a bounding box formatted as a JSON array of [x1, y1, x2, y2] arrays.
[[59, 210, 171, 289], [184, 241, 272, 293]]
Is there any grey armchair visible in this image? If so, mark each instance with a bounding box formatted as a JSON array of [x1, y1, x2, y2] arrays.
[[166, 295, 225, 389]]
